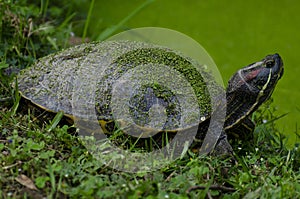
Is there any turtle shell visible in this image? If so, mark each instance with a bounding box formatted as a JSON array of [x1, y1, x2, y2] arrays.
[[17, 41, 222, 136]]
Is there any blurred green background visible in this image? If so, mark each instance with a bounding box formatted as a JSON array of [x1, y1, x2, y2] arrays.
[[74, 0, 299, 145]]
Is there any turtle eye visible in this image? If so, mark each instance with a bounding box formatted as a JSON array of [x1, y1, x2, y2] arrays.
[[265, 59, 275, 68]]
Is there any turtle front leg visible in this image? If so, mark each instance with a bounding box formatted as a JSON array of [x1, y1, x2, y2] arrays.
[[193, 118, 234, 156], [211, 131, 234, 156]]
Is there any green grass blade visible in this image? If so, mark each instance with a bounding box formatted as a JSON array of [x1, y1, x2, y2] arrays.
[[82, 0, 95, 42], [11, 78, 21, 116], [46, 36, 58, 50], [96, 0, 155, 41], [40, 0, 50, 18], [0, 61, 9, 70], [47, 111, 64, 132], [264, 113, 288, 125]]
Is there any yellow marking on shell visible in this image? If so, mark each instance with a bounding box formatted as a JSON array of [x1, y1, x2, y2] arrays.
[[99, 120, 108, 131], [225, 69, 273, 130], [20, 91, 75, 121]]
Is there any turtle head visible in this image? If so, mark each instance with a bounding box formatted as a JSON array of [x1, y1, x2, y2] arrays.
[[225, 54, 283, 128], [233, 53, 283, 95]]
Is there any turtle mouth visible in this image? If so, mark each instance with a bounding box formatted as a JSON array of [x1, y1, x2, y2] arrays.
[[279, 68, 284, 79], [277, 57, 284, 79]]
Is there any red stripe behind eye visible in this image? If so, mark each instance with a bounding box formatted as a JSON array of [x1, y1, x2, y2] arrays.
[[243, 68, 262, 82]]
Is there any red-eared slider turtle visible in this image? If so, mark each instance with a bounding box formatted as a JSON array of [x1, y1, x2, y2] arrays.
[[16, 40, 284, 155]]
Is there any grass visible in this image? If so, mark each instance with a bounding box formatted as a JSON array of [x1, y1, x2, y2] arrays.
[[0, 0, 299, 198], [0, 105, 299, 198]]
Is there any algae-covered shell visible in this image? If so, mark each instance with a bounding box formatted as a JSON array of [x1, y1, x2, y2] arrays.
[[17, 40, 221, 133]]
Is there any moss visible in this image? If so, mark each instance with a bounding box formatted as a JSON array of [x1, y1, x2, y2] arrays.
[[96, 46, 215, 129]]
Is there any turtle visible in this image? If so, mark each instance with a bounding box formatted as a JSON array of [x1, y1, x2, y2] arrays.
[[16, 40, 284, 155]]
